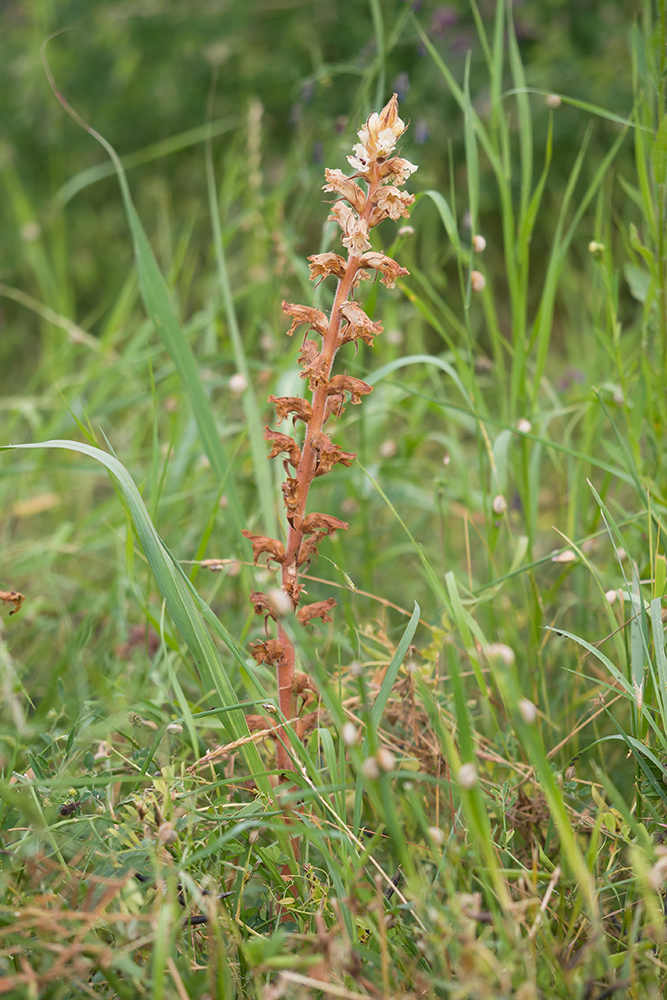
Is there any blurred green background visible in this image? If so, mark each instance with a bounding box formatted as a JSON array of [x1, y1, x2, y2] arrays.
[[0, 0, 645, 732], [1, 0, 636, 379]]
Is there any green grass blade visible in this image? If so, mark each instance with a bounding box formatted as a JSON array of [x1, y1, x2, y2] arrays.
[[1, 439, 272, 800]]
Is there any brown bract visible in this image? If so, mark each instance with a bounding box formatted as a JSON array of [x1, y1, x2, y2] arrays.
[[268, 395, 313, 424], [359, 251, 409, 288], [264, 426, 302, 468], [0, 590, 24, 616], [296, 535, 322, 568], [241, 530, 285, 567], [339, 301, 383, 347], [309, 431, 356, 477], [250, 591, 276, 621], [301, 512, 348, 536], [293, 672, 319, 703], [296, 598, 337, 626], [250, 639, 285, 666], [282, 301, 329, 338], [281, 477, 301, 519], [298, 340, 328, 387], [307, 252, 347, 283], [326, 374, 373, 405], [322, 168, 367, 213]]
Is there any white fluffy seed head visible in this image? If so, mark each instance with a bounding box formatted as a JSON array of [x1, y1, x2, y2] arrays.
[[484, 643, 516, 665], [457, 763, 477, 790], [376, 748, 396, 772], [551, 549, 576, 564], [361, 757, 380, 780], [158, 822, 178, 844], [266, 588, 293, 618], [518, 698, 537, 724], [341, 722, 359, 746], [470, 270, 486, 292]]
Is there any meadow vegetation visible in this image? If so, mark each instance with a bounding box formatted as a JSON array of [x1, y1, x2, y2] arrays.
[[1, 0, 667, 996]]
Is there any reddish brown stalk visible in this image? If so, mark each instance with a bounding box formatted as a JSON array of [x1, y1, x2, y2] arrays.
[[244, 94, 417, 772]]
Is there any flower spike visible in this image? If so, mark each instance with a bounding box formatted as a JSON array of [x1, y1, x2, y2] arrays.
[[241, 95, 417, 772]]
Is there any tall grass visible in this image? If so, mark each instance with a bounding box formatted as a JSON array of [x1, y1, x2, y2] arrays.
[[1, 0, 666, 997]]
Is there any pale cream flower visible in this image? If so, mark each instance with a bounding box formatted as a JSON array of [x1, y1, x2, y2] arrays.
[[373, 185, 415, 221]]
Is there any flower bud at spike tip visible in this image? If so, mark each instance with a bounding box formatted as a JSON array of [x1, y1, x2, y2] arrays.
[[238, 95, 417, 774]]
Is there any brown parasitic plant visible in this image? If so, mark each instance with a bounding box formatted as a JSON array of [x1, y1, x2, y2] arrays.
[[244, 94, 417, 772]]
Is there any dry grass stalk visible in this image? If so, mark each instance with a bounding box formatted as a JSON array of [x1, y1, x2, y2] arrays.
[[244, 95, 417, 770]]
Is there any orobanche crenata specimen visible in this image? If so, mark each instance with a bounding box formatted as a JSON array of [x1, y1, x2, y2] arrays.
[[244, 95, 417, 772]]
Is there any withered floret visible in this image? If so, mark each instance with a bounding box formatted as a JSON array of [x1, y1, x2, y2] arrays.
[[325, 374, 373, 405], [309, 431, 357, 477], [281, 477, 301, 518], [296, 598, 337, 626], [282, 301, 329, 339], [301, 512, 349, 536], [241, 530, 285, 567], [250, 639, 286, 666], [296, 535, 322, 568], [297, 340, 328, 386], [268, 395, 313, 424], [359, 251, 409, 288], [339, 301, 383, 346], [264, 427, 302, 468], [250, 591, 276, 621], [323, 168, 367, 213], [293, 672, 319, 702], [307, 252, 347, 283]]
